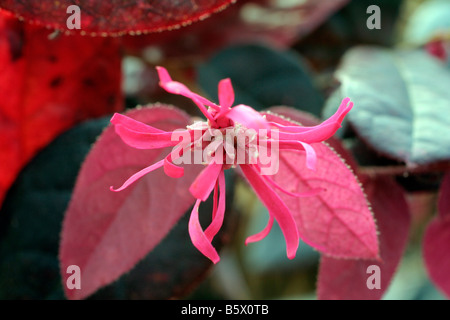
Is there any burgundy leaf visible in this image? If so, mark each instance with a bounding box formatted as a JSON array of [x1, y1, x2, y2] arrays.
[[0, 0, 235, 36], [123, 0, 349, 59], [59, 105, 203, 300], [262, 111, 379, 259], [423, 172, 450, 298], [0, 11, 122, 208], [317, 176, 411, 300]]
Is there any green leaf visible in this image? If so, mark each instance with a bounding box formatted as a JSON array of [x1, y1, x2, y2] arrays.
[[331, 46, 450, 165], [403, 0, 450, 45], [197, 44, 324, 117]]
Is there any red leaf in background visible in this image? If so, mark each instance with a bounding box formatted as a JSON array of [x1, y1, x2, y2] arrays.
[[59, 105, 204, 300], [317, 175, 411, 300], [423, 172, 450, 298], [262, 110, 379, 259], [0, 12, 122, 207], [0, 0, 235, 36], [123, 0, 349, 60]]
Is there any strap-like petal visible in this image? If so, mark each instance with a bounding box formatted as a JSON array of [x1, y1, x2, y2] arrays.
[[240, 164, 299, 259], [114, 124, 188, 150], [204, 170, 226, 242], [156, 66, 220, 115], [274, 98, 353, 144], [299, 141, 317, 171], [188, 199, 220, 264], [164, 153, 184, 178], [268, 140, 317, 171], [110, 113, 164, 133], [245, 215, 274, 245], [189, 162, 223, 201], [164, 140, 193, 178], [225, 104, 270, 131], [110, 159, 164, 192], [218, 78, 234, 110], [278, 122, 342, 144]]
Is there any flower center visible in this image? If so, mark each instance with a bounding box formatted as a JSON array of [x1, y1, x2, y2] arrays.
[[188, 121, 262, 168]]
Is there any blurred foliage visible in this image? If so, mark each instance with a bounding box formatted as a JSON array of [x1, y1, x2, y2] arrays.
[[197, 44, 324, 117]]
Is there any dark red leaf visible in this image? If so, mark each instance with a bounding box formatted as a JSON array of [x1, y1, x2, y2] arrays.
[[0, 0, 235, 36], [59, 105, 204, 300], [123, 0, 349, 60], [0, 12, 123, 207], [423, 172, 450, 298], [317, 176, 411, 300]]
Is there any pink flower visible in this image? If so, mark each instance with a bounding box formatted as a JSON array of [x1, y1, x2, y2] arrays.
[[110, 66, 353, 264]]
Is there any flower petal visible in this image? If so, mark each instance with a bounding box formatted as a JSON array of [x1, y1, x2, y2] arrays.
[[218, 78, 234, 110], [275, 98, 353, 143], [299, 141, 317, 171], [240, 164, 299, 259], [156, 66, 220, 111], [155, 65, 172, 84], [188, 199, 220, 264], [265, 139, 316, 170], [110, 113, 164, 133], [225, 104, 270, 131], [270, 98, 353, 133], [164, 153, 184, 178], [277, 122, 342, 144], [189, 162, 223, 201], [110, 159, 164, 192], [204, 169, 226, 242], [245, 215, 274, 245], [114, 124, 188, 150], [164, 140, 194, 178]]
